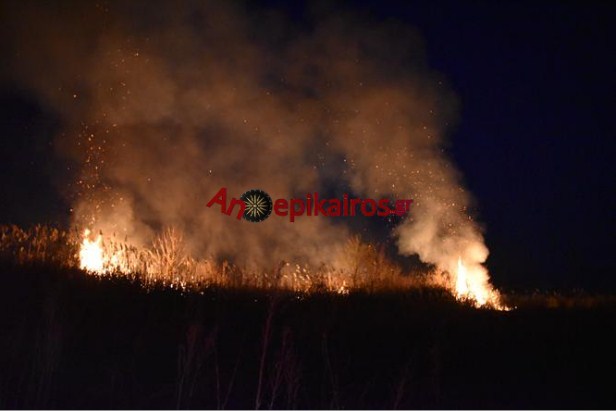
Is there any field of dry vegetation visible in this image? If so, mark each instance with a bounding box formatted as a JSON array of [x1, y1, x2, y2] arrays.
[[0, 225, 615, 408]]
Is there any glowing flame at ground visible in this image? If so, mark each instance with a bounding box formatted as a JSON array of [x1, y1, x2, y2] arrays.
[[79, 229, 104, 273], [78, 228, 133, 275], [455, 257, 509, 310], [75, 227, 509, 309]]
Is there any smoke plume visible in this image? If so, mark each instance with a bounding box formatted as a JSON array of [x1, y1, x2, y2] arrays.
[[1, 0, 495, 291]]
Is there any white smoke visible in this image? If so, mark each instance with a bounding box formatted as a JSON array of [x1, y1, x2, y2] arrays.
[[1, 0, 497, 289]]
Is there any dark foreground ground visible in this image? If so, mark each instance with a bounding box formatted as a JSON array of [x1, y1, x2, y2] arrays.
[[0, 261, 614, 409]]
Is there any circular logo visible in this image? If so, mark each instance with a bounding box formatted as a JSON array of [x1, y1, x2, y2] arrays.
[[240, 189, 272, 222]]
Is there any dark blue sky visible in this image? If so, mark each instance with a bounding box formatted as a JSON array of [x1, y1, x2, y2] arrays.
[[1, 0, 614, 290]]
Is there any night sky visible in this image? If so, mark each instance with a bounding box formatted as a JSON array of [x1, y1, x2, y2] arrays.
[[0, 0, 614, 291]]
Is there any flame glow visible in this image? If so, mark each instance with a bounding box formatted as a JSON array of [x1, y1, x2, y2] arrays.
[[78, 229, 133, 275], [75, 227, 509, 310], [455, 257, 509, 310], [79, 229, 104, 273]]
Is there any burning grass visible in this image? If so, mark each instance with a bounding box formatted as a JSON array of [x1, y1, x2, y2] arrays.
[[0, 225, 428, 292], [0, 224, 509, 309]]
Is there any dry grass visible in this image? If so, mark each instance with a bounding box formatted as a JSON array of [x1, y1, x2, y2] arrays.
[[0, 225, 78, 267], [0, 224, 438, 295]]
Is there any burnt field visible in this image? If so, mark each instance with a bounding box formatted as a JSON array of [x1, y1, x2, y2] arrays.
[[0, 260, 614, 409]]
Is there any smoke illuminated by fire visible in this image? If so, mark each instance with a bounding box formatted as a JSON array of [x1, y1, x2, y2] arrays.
[[5, 1, 509, 309]]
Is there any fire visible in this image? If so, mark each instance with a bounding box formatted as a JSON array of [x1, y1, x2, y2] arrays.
[[456, 257, 470, 297], [78, 228, 133, 275], [74, 227, 509, 309], [455, 257, 509, 310], [79, 229, 104, 273]]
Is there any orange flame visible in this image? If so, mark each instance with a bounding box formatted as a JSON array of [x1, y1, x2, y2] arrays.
[[79, 229, 104, 273], [76, 228, 510, 309], [455, 257, 509, 310]]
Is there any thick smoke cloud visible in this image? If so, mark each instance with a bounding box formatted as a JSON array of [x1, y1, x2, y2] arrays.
[[1, 0, 493, 284]]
